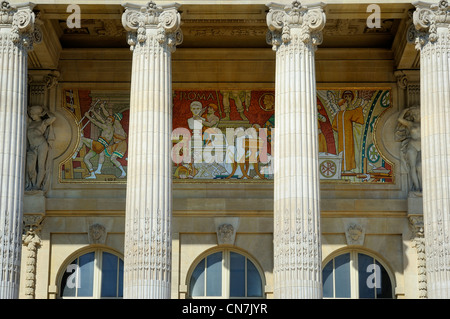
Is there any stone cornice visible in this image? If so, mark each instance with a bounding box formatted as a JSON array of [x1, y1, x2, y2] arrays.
[[266, 1, 326, 51], [121, 1, 182, 51]]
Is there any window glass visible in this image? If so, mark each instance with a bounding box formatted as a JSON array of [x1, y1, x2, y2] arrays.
[[189, 250, 264, 298], [77, 252, 95, 297], [322, 260, 334, 298], [376, 260, 393, 299], [101, 252, 119, 297], [322, 251, 393, 299], [230, 252, 245, 297], [60, 250, 123, 299], [247, 259, 263, 297], [206, 252, 222, 296], [335, 253, 350, 298], [190, 259, 205, 297], [358, 253, 375, 299], [60, 260, 77, 297]]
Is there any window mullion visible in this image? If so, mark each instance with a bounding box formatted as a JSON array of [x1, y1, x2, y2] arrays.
[[224, 250, 229, 298], [373, 257, 377, 299], [332, 258, 336, 298], [204, 257, 208, 297], [244, 258, 247, 298], [352, 251, 358, 299], [75, 257, 80, 298], [95, 250, 102, 299], [116, 256, 120, 298]]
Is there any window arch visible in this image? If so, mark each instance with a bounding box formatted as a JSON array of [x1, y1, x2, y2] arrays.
[[187, 248, 265, 299], [322, 250, 394, 299], [58, 247, 124, 299]]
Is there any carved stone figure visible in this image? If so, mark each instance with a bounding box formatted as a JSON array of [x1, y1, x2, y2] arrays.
[[395, 106, 422, 195], [26, 105, 56, 191]]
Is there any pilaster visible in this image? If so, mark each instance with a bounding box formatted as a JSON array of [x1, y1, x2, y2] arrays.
[[121, 1, 182, 299], [266, 0, 325, 299], [21, 214, 44, 299]]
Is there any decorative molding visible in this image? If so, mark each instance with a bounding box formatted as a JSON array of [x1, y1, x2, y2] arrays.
[[409, 215, 427, 298], [183, 26, 267, 38], [394, 70, 408, 90], [22, 214, 45, 299]]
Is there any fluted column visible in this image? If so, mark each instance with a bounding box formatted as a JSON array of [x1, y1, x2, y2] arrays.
[[121, 1, 182, 299], [266, 1, 325, 298], [412, 0, 450, 299], [0, 1, 36, 299]]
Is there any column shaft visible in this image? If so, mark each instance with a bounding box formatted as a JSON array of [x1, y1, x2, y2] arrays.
[[0, 1, 35, 299], [413, 0, 450, 299], [267, 1, 325, 299], [122, 1, 182, 299]]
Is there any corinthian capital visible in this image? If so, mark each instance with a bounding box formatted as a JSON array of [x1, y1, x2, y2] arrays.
[[0, 1, 36, 50], [413, 0, 450, 49], [266, 1, 326, 51], [121, 1, 182, 51]]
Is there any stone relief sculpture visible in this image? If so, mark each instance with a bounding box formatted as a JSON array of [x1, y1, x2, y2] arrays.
[[395, 106, 422, 195], [26, 105, 56, 191], [88, 223, 107, 244], [217, 223, 235, 245], [345, 223, 365, 246]]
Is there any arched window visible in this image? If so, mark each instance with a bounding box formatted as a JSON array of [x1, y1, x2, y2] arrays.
[[188, 249, 265, 298], [59, 248, 124, 299], [322, 250, 394, 299]]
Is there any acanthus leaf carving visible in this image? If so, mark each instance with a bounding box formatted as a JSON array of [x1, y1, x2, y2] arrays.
[[0, 1, 36, 51], [121, 1, 182, 52], [266, 1, 325, 51], [413, 0, 450, 50]]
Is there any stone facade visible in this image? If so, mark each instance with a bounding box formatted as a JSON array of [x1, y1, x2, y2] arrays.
[[0, 0, 446, 299]]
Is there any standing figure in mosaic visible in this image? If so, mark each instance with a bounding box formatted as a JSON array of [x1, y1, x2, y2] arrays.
[[94, 104, 128, 178], [26, 105, 56, 191], [396, 106, 422, 194], [331, 90, 366, 172], [317, 103, 328, 153], [75, 110, 115, 179], [220, 90, 251, 121]]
